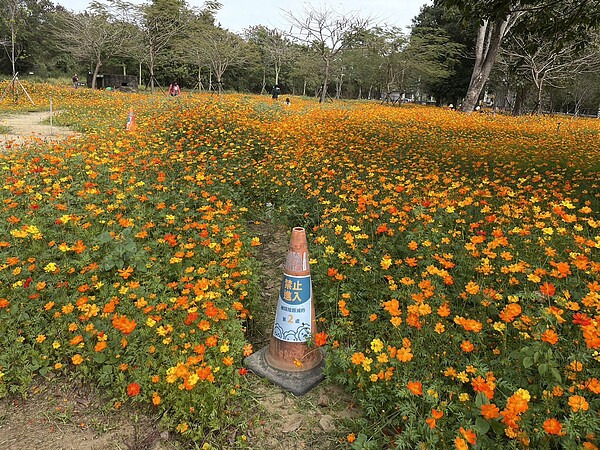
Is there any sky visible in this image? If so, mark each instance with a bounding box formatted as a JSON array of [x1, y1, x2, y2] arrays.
[[55, 0, 432, 33]]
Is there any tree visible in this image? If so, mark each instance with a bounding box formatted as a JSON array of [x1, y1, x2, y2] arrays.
[[245, 26, 293, 93], [287, 45, 321, 96], [0, 0, 25, 77], [52, 0, 137, 89], [0, 0, 56, 76], [402, 27, 464, 102], [436, 0, 600, 112], [359, 27, 409, 97], [138, 0, 190, 93], [411, 4, 477, 106], [502, 32, 600, 114], [174, 4, 221, 91], [339, 30, 383, 99], [284, 4, 370, 103], [193, 27, 253, 94]]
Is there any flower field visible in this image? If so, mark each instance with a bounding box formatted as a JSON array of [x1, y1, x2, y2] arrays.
[[1, 83, 599, 449]]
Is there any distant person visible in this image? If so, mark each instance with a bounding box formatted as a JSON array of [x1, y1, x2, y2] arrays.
[[271, 85, 280, 100], [72, 74, 79, 88], [168, 82, 180, 96], [285, 97, 291, 106]]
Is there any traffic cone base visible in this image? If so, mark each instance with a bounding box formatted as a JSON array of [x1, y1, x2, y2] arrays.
[[245, 347, 325, 396]]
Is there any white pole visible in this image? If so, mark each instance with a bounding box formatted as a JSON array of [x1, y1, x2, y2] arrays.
[[50, 96, 53, 135]]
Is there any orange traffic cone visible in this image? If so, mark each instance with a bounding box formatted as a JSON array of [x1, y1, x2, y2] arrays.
[[266, 227, 322, 371], [125, 108, 136, 132], [244, 227, 324, 395]]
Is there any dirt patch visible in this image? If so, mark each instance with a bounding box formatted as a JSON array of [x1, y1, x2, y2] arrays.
[[0, 111, 79, 148], [0, 378, 178, 450]]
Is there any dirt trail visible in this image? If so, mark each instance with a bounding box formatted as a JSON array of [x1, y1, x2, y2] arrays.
[[0, 110, 79, 147]]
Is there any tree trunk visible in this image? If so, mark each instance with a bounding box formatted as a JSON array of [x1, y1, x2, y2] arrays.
[[532, 76, 544, 115], [261, 67, 267, 94], [11, 26, 16, 78], [149, 49, 156, 94], [512, 85, 526, 116], [216, 71, 223, 94], [320, 59, 330, 103], [461, 17, 512, 113], [335, 76, 343, 99], [150, 65, 155, 94], [92, 60, 102, 89]]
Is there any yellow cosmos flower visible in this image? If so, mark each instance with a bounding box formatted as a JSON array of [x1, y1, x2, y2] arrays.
[[370, 338, 384, 353], [380, 255, 392, 270], [44, 262, 58, 273]]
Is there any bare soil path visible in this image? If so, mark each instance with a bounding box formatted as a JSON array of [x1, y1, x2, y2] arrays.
[[0, 110, 79, 147]]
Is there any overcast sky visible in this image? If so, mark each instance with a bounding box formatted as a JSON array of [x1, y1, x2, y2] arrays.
[[55, 0, 431, 33]]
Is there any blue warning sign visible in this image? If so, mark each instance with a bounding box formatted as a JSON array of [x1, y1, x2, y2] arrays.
[[273, 274, 312, 342]]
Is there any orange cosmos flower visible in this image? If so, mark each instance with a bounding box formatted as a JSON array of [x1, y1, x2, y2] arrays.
[[585, 378, 600, 394], [242, 343, 254, 357], [351, 352, 365, 365], [382, 299, 401, 316], [471, 376, 494, 400], [543, 418, 563, 435], [499, 303, 522, 322], [112, 314, 137, 334], [426, 408, 444, 429], [461, 340, 475, 352], [94, 341, 107, 352], [454, 437, 468, 450], [407, 381, 423, 396], [117, 266, 134, 279], [205, 335, 218, 347], [437, 303, 450, 317], [72, 354, 83, 365], [480, 403, 500, 419], [127, 382, 140, 397], [459, 427, 477, 445], [454, 316, 483, 332], [432, 408, 444, 419], [568, 395, 589, 412], [314, 331, 327, 347], [70, 335, 83, 346], [539, 282, 556, 297], [425, 417, 437, 429], [338, 299, 350, 317], [541, 329, 559, 345], [465, 281, 480, 295], [550, 261, 571, 278], [396, 347, 413, 362], [44, 301, 55, 311]]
